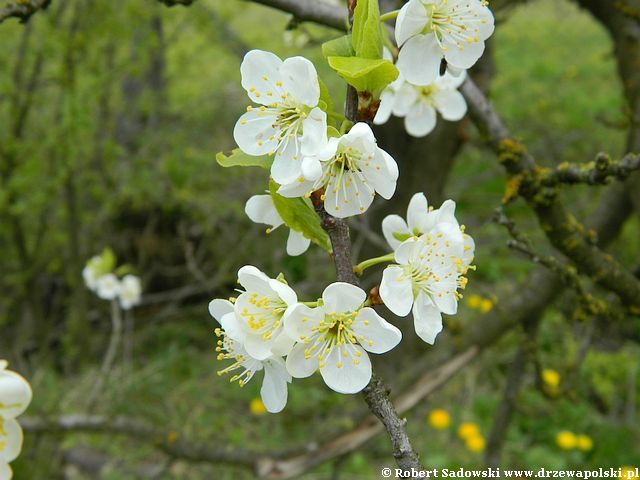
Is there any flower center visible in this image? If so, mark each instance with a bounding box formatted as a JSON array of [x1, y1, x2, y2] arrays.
[[302, 310, 363, 369], [240, 293, 287, 340], [423, 0, 486, 51]]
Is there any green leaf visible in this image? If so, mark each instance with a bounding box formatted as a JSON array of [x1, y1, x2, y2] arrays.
[[322, 35, 355, 59], [216, 148, 272, 170], [269, 181, 332, 253], [327, 56, 398, 95], [327, 126, 341, 138], [87, 247, 117, 276], [352, 0, 383, 59]]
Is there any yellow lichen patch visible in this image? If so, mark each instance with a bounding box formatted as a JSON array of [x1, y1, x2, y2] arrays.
[[502, 174, 523, 204]]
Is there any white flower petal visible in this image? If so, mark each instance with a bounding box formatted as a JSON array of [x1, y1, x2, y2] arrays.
[[280, 56, 320, 107], [392, 82, 419, 117], [320, 345, 371, 394], [271, 330, 295, 357], [270, 137, 304, 185], [462, 233, 475, 267], [394, 237, 419, 265], [301, 157, 323, 182], [208, 299, 234, 323], [245, 195, 283, 229], [261, 358, 290, 413], [240, 50, 284, 105], [374, 89, 395, 125], [277, 177, 314, 198], [322, 282, 366, 314], [286, 230, 311, 256], [237, 265, 272, 294], [380, 265, 414, 317], [219, 311, 244, 342], [0, 418, 22, 463], [0, 462, 11, 480], [352, 307, 402, 354], [443, 37, 485, 70], [243, 333, 275, 361], [412, 291, 443, 344], [286, 342, 319, 378], [382, 214, 410, 250], [360, 148, 398, 200], [0, 370, 32, 419], [406, 192, 429, 233], [433, 89, 467, 121], [435, 199, 459, 226], [404, 103, 437, 137], [267, 279, 297, 306], [396, 34, 442, 86], [324, 169, 374, 218], [96, 274, 121, 301], [283, 304, 324, 341], [395, 0, 430, 47], [300, 108, 328, 156], [233, 109, 279, 156]]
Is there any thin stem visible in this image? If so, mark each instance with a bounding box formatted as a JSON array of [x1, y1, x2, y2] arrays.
[[87, 300, 123, 410], [379, 9, 399, 23], [354, 252, 395, 275]]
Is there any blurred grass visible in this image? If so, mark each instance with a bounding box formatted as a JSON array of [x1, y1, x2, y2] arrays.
[[10, 0, 640, 478]]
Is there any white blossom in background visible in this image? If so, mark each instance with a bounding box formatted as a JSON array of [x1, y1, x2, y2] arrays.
[[395, 0, 494, 85], [278, 123, 399, 218], [284, 283, 402, 394], [95, 273, 121, 301], [379, 221, 474, 344], [232, 266, 297, 360], [234, 50, 328, 185], [245, 194, 310, 256], [0, 360, 33, 480], [382, 193, 468, 250], [374, 71, 467, 137], [118, 275, 142, 310], [209, 300, 291, 413], [82, 256, 102, 291]]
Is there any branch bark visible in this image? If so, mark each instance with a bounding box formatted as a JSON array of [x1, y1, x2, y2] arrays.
[[0, 0, 50, 24]]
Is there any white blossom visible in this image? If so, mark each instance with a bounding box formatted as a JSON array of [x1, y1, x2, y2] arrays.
[[0, 361, 33, 480], [245, 194, 310, 256], [379, 222, 474, 345], [284, 283, 402, 394], [278, 123, 399, 218], [118, 275, 142, 310], [82, 256, 102, 291], [233, 50, 328, 185], [395, 0, 494, 85], [231, 266, 297, 360], [95, 273, 121, 301], [382, 193, 470, 252], [374, 71, 467, 137], [209, 300, 292, 413]]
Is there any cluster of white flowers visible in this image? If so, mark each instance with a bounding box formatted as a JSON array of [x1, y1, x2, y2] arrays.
[[215, 9, 488, 409], [83, 256, 142, 310], [380, 193, 474, 344], [0, 361, 32, 480], [209, 266, 402, 411], [236, 50, 399, 224]]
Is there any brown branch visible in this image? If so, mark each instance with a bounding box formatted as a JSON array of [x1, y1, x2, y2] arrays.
[[248, 0, 348, 31], [541, 152, 640, 186], [0, 0, 50, 24], [461, 77, 640, 309]]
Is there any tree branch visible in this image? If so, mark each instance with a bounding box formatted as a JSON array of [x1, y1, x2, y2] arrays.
[[541, 152, 640, 186], [461, 77, 640, 309], [248, 0, 348, 31], [0, 0, 50, 24]]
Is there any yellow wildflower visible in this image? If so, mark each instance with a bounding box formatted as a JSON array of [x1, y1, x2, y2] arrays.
[[428, 409, 451, 429], [556, 430, 577, 450], [249, 397, 267, 416], [458, 422, 480, 440]]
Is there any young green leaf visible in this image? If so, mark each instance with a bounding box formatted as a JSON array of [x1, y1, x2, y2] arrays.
[[327, 56, 398, 96], [216, 149, 272, 170], [318, 77, 334, 115], [352, 0, 383, 59], [269, 181, 332, 253], [322, 35, 355, 59]]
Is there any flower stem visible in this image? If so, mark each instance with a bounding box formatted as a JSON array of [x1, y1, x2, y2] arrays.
[[300, 300, 319, 307], [353, 253, 395, 276], [379, 9, 400, 23]]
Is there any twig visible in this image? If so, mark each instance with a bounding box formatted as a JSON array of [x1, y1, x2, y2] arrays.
[[0, 0, 51, 24], [462, 77, 640, 309], [248, 0, 348, 31], [87, 300, 124, 410], [541, 152, 640, 186]]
